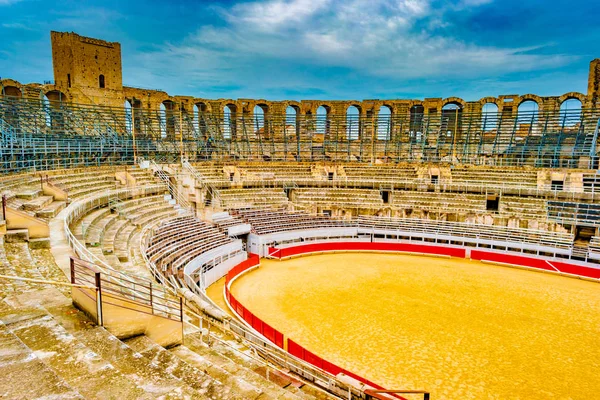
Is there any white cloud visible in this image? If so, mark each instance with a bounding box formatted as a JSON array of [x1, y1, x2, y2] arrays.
[[226, 0, 331, 32], [0, 0, 24, 5], [127, 0, 574, 99], [1, 22, 34, 30]]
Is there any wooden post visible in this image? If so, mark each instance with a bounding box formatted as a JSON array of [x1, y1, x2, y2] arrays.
[[95, 271, 103, 326], [70, 257, 75, 284], [1, 195, 6, 222]]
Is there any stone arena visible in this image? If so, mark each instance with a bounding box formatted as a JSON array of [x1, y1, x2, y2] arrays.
[[0, 30, 599, 400]]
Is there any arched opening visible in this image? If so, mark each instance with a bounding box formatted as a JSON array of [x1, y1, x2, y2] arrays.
[[286, 106, 298, 138], [44, 91, 67, 132], [316, 105, 329, 135], [99, 74, 105, 89], [560, 98, 582, 127], [223, 104, 237, 139], [254, 104, 268, 138], [1, 86, 21, 98], [482, 103, 499, 131], [124, 100, 133, 136], [517, 100, 539, 124], [159, 103, 167, 139], [409, 105, 424, 142], [42, 95, 52, 128], [45, 90, 66, 103], [377, 106, 392, 140], [442, 103, 462, 140], [346, 105, 361, 140], [195, 102, 209, 139]]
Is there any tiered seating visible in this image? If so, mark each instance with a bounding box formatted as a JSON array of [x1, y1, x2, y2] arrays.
[[234, 208, 349, 235], [357, 216, 574, 250], [211, 212, 247, 231], [239, 163, 314, 181], [451, 166, 538, 188], [217, 188, 289, 208], [69, 193, 180, 278], [0, 167, 159, 221], [293, 188, 384, 209], [392, 191, 486, 213], [0, 235, 318, 399], [499, 196, 547, 219], [343, 164, 417, 182], [146, 216, 233, 274], [586, 236, 600, 258], [190, 162, 226, 183]]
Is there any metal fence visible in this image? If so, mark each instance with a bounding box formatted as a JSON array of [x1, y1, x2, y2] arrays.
[[2, 97, 599, 170]]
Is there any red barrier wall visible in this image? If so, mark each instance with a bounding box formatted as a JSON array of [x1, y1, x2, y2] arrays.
[[225, 253, 286, 349], [471, 250, 600, 279], [224, 242, 599, 398], [274, 241, 466, 259]]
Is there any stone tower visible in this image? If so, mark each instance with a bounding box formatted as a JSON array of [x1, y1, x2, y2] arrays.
[[51, 31, 124, 107], [588, 59, 600, 109]]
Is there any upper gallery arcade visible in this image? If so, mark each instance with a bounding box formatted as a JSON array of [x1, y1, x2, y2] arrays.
[[1, 31, 600, 119]]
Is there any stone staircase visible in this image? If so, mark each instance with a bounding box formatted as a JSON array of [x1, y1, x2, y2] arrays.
[[0, 233, 325, 400]]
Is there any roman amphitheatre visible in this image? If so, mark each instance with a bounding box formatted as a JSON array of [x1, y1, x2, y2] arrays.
[[0, 31, 599, 399]]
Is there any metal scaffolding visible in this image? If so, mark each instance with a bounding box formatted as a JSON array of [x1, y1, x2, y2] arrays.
[[1, 96, 599, 173]]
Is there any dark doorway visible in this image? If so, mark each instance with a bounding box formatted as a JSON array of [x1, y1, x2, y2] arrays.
[[486, 194, 499, 212]]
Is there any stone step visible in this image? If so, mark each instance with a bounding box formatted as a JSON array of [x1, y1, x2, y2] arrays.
[[0, 322, 84, 399], [3, 242, 46, 287], [36, 200, 67, 219], [15, 189, 42, 200], [29, 247, 71, 296], [46, 303, 206, 399], [168, 342, 268, 400], [190, 332, 318, 399], [124, 334, 233, 399], [102, 218, 130, 254], [22, 195, 54, 211], [0, 303, 153, 400], [184, 332, 314, 400], [86, 212, 119, 246]]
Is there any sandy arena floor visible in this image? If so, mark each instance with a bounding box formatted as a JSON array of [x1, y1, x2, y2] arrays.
[[208, 253, 600, 400]]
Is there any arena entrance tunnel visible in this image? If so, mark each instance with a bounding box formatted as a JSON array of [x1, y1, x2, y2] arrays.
[[216, 241, 600, 400]]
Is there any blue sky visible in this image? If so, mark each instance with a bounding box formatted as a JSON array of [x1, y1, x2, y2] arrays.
[[0, 0, 598, 101]]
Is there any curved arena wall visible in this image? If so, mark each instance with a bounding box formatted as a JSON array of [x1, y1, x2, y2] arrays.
[[222, 240, 600, 398]]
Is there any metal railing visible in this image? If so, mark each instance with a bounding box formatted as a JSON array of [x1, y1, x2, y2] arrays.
[[2, 96, 599, 169], [70, 256, 182, 323]]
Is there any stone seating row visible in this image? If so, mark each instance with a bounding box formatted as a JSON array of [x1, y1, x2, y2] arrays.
[[233, 208, 348, 235], [0, 235, 318, 399], [357, 216, 573, 249], [391, 191, 487, 213], [217, 188, 289, 209], [147, 217, 233, 275], [293, 188, 384, 208]]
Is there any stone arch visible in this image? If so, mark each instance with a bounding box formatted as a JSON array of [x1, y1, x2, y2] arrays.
[[518, 94, 543, 107], [481, 102, 499, 131], [409, 103, 425, 141], [223, 103, 237, 139], [442, 102, 463, 142], [1, 85, 22, 98], [45, 90, 68, 103], [559, 97, 583, 127], [442, 97, 466, 110], [124, 100, 133, 136], [346, 105, 361, 140], [253, 104, 269, 137], [557, 92, 586, 105], [478, 96, 501, 108], [316, 105, 330, 135], [377, 105, 393, 140]]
